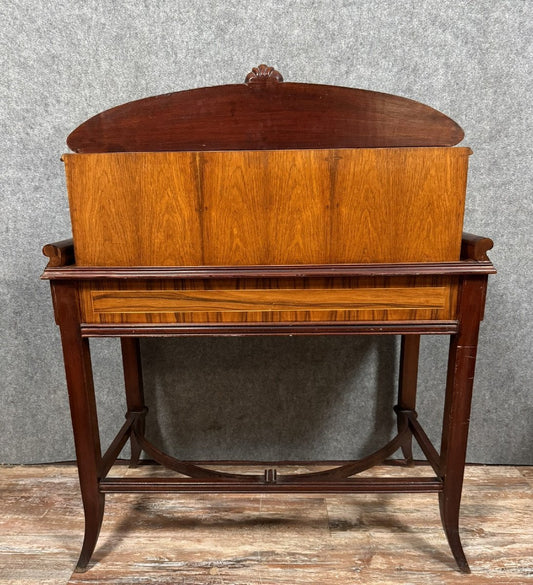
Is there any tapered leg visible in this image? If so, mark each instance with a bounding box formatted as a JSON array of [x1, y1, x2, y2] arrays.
[[439, 276, 488, 573], [120, 337, 146, 467], [52, 282, 105, 572], [397, 335, 420, 464]]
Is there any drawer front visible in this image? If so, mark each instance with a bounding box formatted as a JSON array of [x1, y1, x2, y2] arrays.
[[79, 277, 458, 324]]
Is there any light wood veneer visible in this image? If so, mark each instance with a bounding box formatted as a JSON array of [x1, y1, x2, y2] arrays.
[[64, 148, 470, 267]]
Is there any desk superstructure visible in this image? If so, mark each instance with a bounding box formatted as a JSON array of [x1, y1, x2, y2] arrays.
[[42, 65, 495, 572]]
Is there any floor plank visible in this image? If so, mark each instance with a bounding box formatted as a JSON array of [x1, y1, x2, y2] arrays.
[[0, 464, 531, 584]]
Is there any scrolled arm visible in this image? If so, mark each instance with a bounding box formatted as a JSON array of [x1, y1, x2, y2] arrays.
[[42, 238, 75, 267], [460, 232, 494, 261]]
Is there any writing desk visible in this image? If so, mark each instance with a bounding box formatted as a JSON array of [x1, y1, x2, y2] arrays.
[[42, 65, 495, 573]]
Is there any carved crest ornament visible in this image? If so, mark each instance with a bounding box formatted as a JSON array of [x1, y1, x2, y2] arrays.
[[244, 64, 284, 83]]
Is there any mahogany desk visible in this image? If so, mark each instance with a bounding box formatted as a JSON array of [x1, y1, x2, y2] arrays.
[[42, 65, 495, 573]]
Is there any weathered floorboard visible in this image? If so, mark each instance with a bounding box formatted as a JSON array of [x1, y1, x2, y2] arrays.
[[0, 464, 531, 584]]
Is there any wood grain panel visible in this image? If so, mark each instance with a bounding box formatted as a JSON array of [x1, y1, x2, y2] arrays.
[[266, 150, 332, 264], [64, 152, 203, 266], [79, 277, 458, 325], [91, 287, 448, 314], [199, 151, 268, 265], [138, 153, 203, 265], [64, 148, 470, 267], [330, 148, 469, 262]]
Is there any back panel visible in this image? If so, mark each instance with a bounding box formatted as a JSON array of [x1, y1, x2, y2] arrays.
[[64, 147, 470, 266]]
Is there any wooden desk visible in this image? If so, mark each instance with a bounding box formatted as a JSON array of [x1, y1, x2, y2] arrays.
[[42, 65, 495, 573]]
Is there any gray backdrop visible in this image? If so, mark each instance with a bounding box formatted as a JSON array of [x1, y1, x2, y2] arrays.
[[1, 1, 531, 464]]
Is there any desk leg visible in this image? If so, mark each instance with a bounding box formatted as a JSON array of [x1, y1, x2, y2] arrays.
[[397, 335, 420, 464], [53, 282, 104, 572], [439, 276, 487, 573], [120, 338, 146, 467]]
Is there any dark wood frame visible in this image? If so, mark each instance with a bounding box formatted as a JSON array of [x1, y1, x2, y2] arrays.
[[42, 67, 495, 573]]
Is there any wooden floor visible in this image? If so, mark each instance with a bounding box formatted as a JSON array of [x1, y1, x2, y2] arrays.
[[0, 463, 532, 584]]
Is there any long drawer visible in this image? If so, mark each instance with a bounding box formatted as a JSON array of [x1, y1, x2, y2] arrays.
[[79, 276, 458, 325]]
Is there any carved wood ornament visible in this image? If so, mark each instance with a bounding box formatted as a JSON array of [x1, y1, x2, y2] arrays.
[[244, 64, 284, 83]]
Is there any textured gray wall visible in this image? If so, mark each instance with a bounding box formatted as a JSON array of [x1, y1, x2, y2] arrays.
[[1, 1, 531, 464]]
